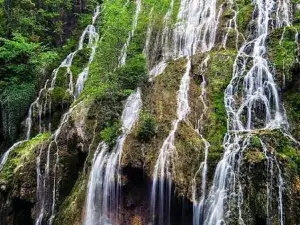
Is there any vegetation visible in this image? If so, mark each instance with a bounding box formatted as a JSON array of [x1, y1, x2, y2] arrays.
[[1, 0, 300, 224], [0, 0, 100, 147], [100, 123, 121, 149], [137, 111, 157, 142], [202, 50, 237, 152], [0, 132, 50, 185]]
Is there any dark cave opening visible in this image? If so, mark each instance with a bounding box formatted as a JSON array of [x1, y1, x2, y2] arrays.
[[122, 166, 193, 225], [255, 216, 267, 225], [12, 198, 34, 225]]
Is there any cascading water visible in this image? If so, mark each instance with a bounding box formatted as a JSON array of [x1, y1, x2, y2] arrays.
[[118, 0, 142, 66], [203, 0, 292, 224], [31, 6, 101, 225], [75, 21, 100, 96], [150, 0, 222, 223], [143, 7, 154, 71], [35, 101, 85, 225], [26, 5, 100, 139], [149, 0, 222, 78], [151, 59, 191, 225], [260, 139, 285, 225], [84, 88, 142, 225], [149, 0, 174, 77], [192, 56, 211, 225], [222, 0, 241, 49], [0, 140, 26, 171]]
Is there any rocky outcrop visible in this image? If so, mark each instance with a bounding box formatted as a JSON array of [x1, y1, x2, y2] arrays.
[[1, 0, 300, 224]]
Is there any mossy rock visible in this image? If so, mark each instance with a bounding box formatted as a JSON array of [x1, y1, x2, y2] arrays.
[[191, 50, 236, 153], [268, 26, 299, 88], [122, 57, 188, 184], [53, 175, 88, 225], [0, 133, 51, 194], [173, 121, 205, 199], [237, 3, 254, 34], [51, 87, 73, 106], [54, 67, 69, 88]]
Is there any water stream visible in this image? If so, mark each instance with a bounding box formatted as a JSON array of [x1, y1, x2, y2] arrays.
[[84, 88, 142, 225], [26, 6, 100, 139], [203, 0, 292, 224], [150, 0, 222, 223]]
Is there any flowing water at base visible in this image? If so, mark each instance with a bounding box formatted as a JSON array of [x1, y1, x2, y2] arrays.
[[203, 0, 292, 224], [84, 88, 142, 225]]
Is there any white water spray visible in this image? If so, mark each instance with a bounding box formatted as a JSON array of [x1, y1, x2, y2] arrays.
[[26, 6, 101, 139], [203, 0, 292, 224], [150, 0, 221, 78], [84, 88, 142, 225], [151, 0, 222, 223]]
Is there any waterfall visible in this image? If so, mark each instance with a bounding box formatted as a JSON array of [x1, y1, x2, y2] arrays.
[[203, 0, 292, 224], [26, 5, 100, 139], [75, 16, 100, 96], [118, 0, 142, 66], [150, 0, 222, 79], [222, 0, 240, 49], [150, 0, 222, 223], [149, 0, 174, 77], [33, 6, 101, 225], [260, 140, 285, 225], [143, 7, 154, 70], [84, 88, 142, 225], [151, 59, 191, 225], [192, 56, 211, 225], [34, 102, 85, 225], [0, 140, 26, 171]]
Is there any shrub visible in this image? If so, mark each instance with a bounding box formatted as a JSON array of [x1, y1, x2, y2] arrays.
[[116, 54, 147, 90], [100, 123, 121, 149], [137, 112, 156, 142]]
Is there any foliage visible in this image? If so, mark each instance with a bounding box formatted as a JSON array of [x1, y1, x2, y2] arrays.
[[137, 112, 156, 142], [116, 54, 147, 89], [0, 34, 58, 86], [250, 136, 261, 148], [100, 123, 121, 149], [1, 0, 100, 46], [0, 83, 35, 144], [0, 0, 100, 147]]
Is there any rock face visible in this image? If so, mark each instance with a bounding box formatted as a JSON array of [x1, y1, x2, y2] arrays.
[[0, 0, 300, 224]]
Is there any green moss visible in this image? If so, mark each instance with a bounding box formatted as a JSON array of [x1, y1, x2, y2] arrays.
[[54, 67, 68, 88], [0, 133, 51, 185], [51, 87, 73, 105], [268, 26, 298, 85], [256, 129, 300, 175], [250, 135, 261, 148], [237, 3, 254, 33], [245, 150, 265, 163], [172, 0, 181, 23], [203, 50, 237, 152], [173, 122, 205, 197], [284, 92, 300, 140], [267, 26, 300, 141], [53, 175, 88, 225], [116, 54, 147, 89], [121, 58, 187, 180], [70, 48, 92, 81]]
